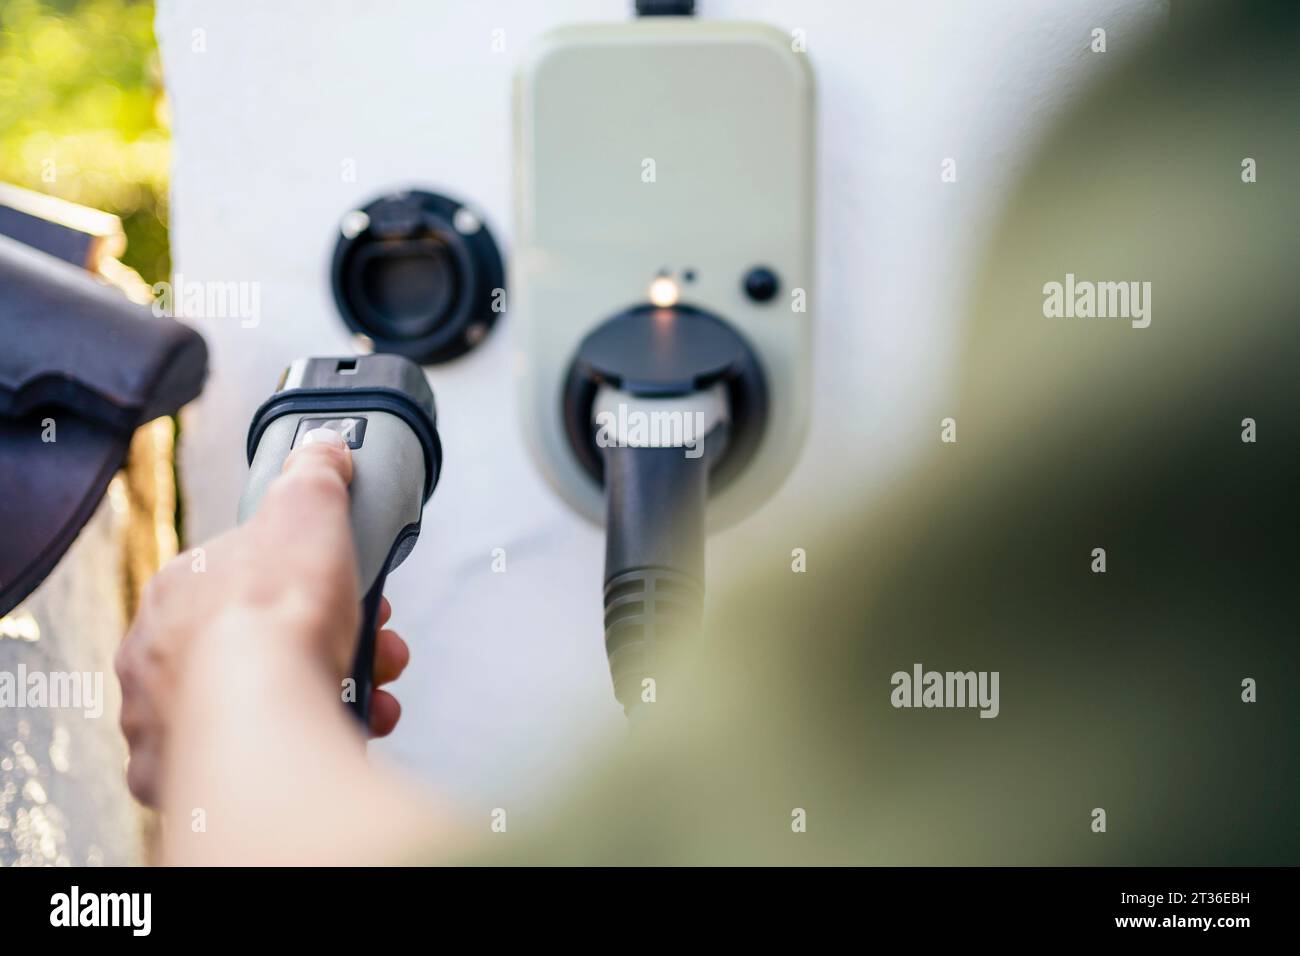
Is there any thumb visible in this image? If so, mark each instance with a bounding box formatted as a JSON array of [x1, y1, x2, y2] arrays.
[[251, 427, 360, 612], [283, 426, 354, 485]]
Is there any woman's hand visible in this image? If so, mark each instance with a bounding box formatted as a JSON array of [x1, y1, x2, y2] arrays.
[[116, 429, 410, 808]]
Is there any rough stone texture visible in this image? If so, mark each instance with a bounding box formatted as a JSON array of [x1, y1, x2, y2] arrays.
[[1, 488, 140, 866], [0, 415, 175, 867]]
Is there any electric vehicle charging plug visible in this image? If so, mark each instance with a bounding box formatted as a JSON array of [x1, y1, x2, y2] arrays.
[[564, 304, 768, 714], [239, 355, 442, 724]]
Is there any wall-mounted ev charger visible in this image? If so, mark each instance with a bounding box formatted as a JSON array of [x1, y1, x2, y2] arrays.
[[513, 8, 815, 713]]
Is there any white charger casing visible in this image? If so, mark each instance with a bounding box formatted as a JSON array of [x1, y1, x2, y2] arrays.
[[513, 18, 815, 529]]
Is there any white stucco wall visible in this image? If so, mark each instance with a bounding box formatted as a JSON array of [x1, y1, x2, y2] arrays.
[[158, 0, 1166, 820]]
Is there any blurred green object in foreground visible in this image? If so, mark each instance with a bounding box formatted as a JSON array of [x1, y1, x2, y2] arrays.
[[0, 0, 168, 283]]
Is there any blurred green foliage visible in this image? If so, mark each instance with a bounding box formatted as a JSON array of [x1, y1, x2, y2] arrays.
[[0, 0, 168, 282]]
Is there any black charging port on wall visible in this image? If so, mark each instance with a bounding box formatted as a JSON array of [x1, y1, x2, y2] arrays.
[[331, 190, 505, 365]]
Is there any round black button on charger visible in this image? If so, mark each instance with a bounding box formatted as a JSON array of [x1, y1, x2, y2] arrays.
[[743, 265, 780, 303]]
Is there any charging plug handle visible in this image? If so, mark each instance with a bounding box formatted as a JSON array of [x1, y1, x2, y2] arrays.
[[242, 355, 441, 724], [602, 429, 723, 712]]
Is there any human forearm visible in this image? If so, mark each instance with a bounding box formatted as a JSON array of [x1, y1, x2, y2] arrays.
[[160, 607, 440, 866]]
